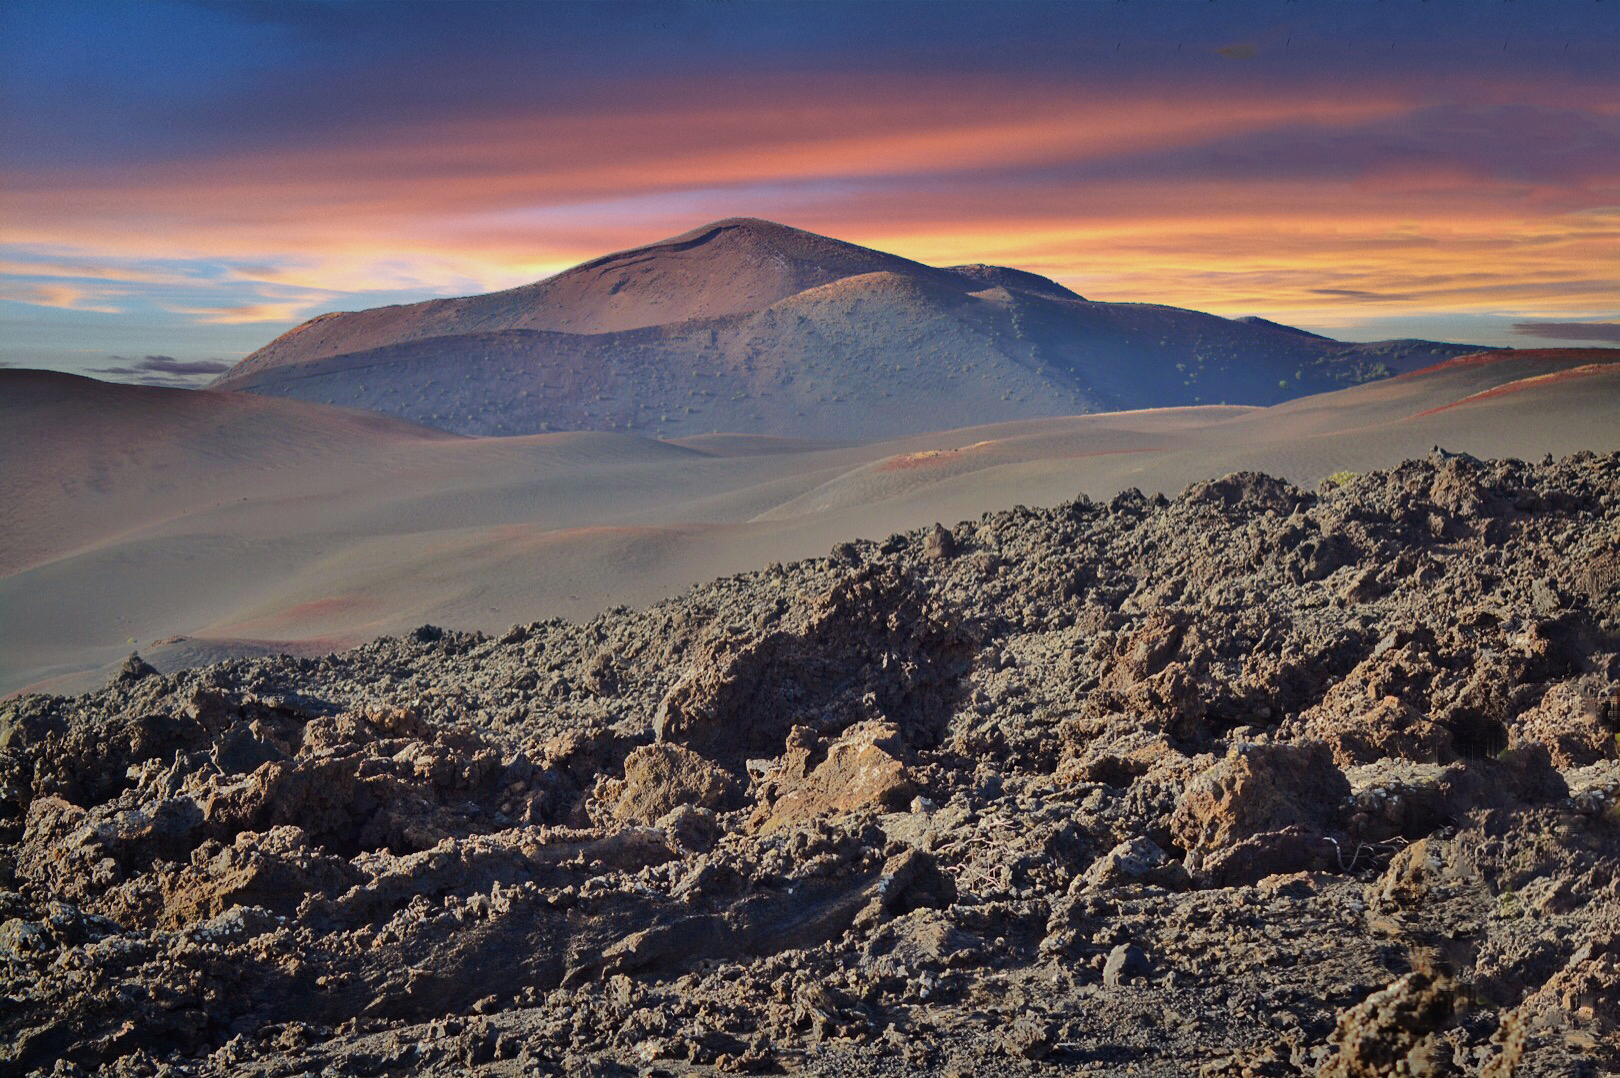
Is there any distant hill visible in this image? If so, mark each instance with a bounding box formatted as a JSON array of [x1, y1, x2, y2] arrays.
[[212, 218, 1484, 437]]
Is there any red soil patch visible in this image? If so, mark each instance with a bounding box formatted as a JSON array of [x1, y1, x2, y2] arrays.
[[1412, 364, 1616, 418], [221, 596, 380, 636], [873, 443, 1167, 474], [1395, 347, 1620, 380], [275, 597, 375, 620], [874, 444, 1166, 476]]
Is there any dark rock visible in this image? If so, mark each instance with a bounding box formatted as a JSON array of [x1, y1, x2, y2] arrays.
[[1103, 943, 1151, 987], [114, 652, 160, 684]]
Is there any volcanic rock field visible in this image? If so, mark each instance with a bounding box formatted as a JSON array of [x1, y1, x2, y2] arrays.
[[3, 451, 1618, 1076]]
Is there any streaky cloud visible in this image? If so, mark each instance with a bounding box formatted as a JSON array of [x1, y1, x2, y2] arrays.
[[1510, 321, 1620, 343]]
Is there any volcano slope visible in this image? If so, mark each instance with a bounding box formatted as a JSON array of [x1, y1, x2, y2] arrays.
[[211, 218, 1477, 438], [4, 452, 1617, 1076]]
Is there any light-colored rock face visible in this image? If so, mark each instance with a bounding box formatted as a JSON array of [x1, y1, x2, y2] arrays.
[[747, 721, 915, 833], [591, 743, 735, 827], [1170, 740, 1351, 852]]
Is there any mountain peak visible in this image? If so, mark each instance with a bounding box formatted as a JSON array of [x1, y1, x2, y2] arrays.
[[579, 216, 876, 269], [214, 219, 1482, 437], [666, 216, 807, 238]]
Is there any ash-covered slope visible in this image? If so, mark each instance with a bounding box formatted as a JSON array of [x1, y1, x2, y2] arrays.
[[4, 452, 1617, 1076], [212, 219, 1479, 438], [0, 369, 457, 576]]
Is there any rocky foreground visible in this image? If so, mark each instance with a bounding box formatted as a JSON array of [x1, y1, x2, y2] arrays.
[[3, 452, 1617, 1077]]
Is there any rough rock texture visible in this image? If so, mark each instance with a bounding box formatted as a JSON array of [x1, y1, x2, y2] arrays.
[[749, 721, 915, 834], [2, 451, 1617, 1076], [591, 744, 736, 828]]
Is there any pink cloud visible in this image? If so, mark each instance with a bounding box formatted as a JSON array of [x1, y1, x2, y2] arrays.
[[0, 281, 124, 313]]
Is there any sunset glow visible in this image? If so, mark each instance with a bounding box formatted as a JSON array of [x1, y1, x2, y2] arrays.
[[2, 1, 1616, 382]]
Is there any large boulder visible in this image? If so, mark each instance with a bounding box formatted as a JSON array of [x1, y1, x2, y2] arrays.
[[1304, 696, 1454, 768], [593, 743, 735, 827], [749, 721, 915, 833], [1172, 741, 1350, 851], [652, 567, 972, 764]]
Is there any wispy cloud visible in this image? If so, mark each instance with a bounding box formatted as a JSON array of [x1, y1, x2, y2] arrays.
[[0, 281, 124, 313], [0, 257, 200, 285], [89, 355, 233, 377], [1510, 321, 1620, 343], [163, 302, 317, 324], [1308, 288, 1415, 302]]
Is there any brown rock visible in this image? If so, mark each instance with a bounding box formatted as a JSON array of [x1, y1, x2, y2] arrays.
[[1195, 825, 1341, 887], [923, 523, 957, 561], [1306, 696, 1453, 768], [1576, 539, 1620, 600], [1511, 682, 1617, 768], [1315, 970, 1463, 1077], [1516, 939, 1620, 1032], [1171, 741, 1350, 852], [595, 744, 735, 827], [1081, 836, 1186, 890], [750, 721, 915, 832], [652, 566, 971, 761], [997, 1014, 1055, 1059], [1369, 837, 1450, 910]]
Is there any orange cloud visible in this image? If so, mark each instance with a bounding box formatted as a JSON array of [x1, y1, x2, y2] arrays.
[[163, 302, 318, 324], [0, 81, 1412, 253], [0, 281, 125, 313]]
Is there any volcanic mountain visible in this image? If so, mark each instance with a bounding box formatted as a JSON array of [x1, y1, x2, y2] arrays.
[[213, 218, 1481, 438]]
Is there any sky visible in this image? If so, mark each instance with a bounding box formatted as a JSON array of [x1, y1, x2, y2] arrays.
[[1, 0, 1616, 387]]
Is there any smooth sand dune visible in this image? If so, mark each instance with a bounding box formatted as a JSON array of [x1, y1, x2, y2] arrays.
[[3, 349, 1616, 695], [0, 370, 457, 576]]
